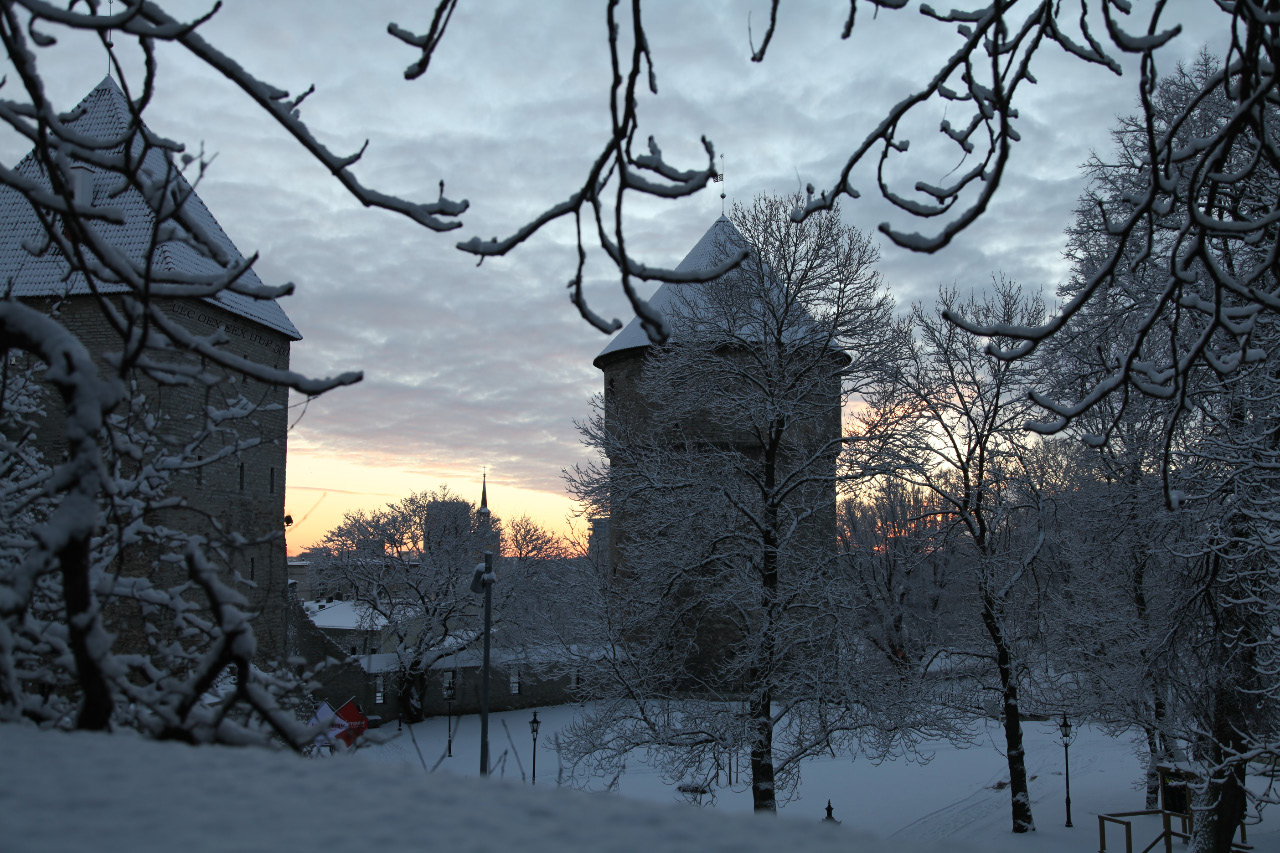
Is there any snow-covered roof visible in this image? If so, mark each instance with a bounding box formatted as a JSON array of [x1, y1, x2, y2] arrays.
[[304, 600, 386, 631], [431, 644, 605, 669], [356, 652, 401, 673], [594, 215, 746, 365], [431, 647, 523, 670], [0, 77, 300, 340]]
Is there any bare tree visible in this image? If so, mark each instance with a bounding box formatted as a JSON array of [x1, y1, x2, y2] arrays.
[[0, 0, 748, 746], [1036, 54, 1280, 851], [7, 3, 1267, 349], [564, 194, 918, 813], [835, 479, 956, 676], [314, 486, 530, 719], [760, 2, 1280, 429], [859, 281, 1050, 833], [0, 0, 725, 744], [496, 514, 571, 647], [1158, 354, 1280, 851], [0, 2, 1219, 351], [1039, 448, 1186, 809]]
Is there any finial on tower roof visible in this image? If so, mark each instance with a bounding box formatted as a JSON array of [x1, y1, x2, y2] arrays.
[[105, 0, 114, 78], [712, 153, 726, 215]]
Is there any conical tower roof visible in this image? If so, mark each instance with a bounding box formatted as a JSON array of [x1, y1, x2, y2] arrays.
[[594, 215, 747, 367], [0, 77, 300, 339]]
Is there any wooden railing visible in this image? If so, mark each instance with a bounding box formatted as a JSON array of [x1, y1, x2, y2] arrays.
[[1098, 810, 1250, 853]]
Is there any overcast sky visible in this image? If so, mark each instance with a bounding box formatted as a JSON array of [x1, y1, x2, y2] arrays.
[[1, 1, 1227, 551]]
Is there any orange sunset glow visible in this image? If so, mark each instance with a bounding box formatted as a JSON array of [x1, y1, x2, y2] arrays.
[[283, 449, 580, 557]]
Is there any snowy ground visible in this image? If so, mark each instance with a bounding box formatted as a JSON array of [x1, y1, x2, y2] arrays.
[[358, 704, 1280, 853], [2, 723, 961, 853], [4, 706, 1277, 852]]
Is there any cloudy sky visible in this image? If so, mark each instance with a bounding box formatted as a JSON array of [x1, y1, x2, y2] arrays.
[[1, 1, 1227, 552]]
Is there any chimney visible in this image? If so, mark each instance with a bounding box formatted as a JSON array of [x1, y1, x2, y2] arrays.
[[70, 165, 93, 207]]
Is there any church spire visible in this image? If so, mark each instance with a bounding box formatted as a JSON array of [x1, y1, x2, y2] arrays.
[[479, 468, 490, 518]]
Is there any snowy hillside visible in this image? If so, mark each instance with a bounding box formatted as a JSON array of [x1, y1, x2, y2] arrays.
[[6, 707, 1279, 852], [2, 723, 967, 853]]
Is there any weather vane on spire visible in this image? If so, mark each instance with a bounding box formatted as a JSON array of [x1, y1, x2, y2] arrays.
[[712, 153, 726, 215]]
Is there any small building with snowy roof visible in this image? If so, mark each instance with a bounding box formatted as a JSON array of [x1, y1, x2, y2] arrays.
[[0, 77, 300, 660]]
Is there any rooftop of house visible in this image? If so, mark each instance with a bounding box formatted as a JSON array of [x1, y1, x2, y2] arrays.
[[355, 652, 402, 673], [303, 599, 387, 631], [431, 644, 606, 670], [0, 77, 300, 340]]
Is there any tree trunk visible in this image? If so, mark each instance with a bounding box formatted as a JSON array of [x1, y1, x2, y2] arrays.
[[1191, 659, 1251, 853], [399, 672, 424, 724], [1191, 768, 1247, 853], [747, 549, 778, 812], [1190, 717, 1248, 853], [1190, 551, 1258, 853], [748, 688, 777, 813], [63, 532, 112, 730], [1131, 541, 1166, 811], [746, 424, 782, 814], [982, 595, 1035, 833], [1143, 726, 1162, 810]]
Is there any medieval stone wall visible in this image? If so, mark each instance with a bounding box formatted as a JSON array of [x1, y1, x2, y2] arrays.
[[421, 663, 576, 718]]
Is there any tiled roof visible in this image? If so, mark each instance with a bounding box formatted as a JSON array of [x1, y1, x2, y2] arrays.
[[595, 215, 747, 363], [0, 77, 300, 340]]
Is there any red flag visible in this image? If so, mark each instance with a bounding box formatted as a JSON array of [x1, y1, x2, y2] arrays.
[[334, 698, 368, 747]]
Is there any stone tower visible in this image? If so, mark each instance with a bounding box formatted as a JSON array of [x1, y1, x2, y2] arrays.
[[0, 77, 301, 663], [592, 213, 844, 597]]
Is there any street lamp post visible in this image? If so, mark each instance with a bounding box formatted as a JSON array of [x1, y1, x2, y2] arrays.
[[1059, 713, 1074, 828], [530, 711, 541, 785], [471, 552, 495, 776], [443, 674, 456, 758]]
